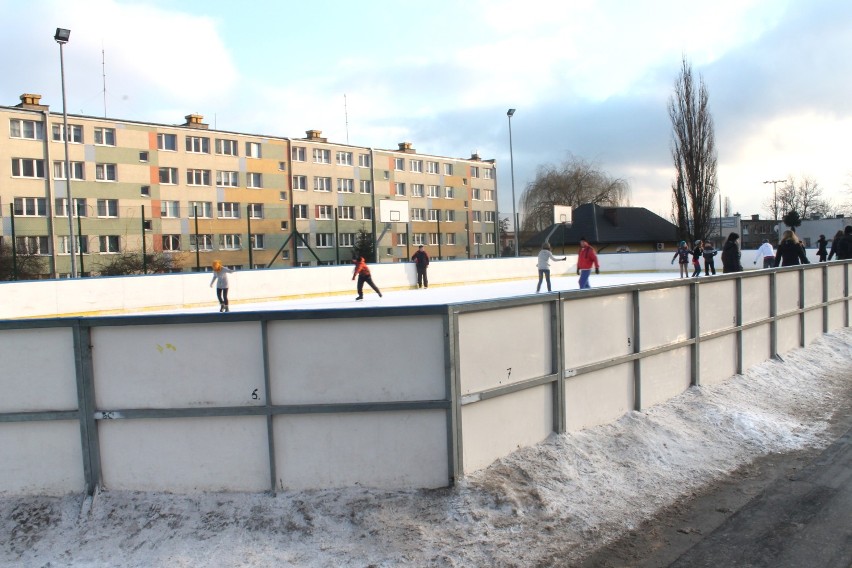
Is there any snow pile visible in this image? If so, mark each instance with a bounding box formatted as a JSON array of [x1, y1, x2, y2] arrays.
[[2, 330, 850, 567]]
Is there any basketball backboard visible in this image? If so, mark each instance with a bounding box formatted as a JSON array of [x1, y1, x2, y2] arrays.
[[379, 199, 410, 223], [553, 205, 572, 225]]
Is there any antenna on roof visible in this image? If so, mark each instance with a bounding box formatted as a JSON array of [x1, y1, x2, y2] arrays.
[[101, 41, 107, 117], [344, 94, 350, 144]]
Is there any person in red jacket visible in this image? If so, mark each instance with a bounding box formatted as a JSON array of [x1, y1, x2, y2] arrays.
[[352, 257, 382, 300], [576, 237, 600, 289]]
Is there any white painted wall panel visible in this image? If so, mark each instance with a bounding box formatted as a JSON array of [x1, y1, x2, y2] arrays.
[[268, 316, 446, 404], [563, 294, 633, 368], [776, 315, 801, 354], [0, 421, 84, 495], [827, 265, 845, 300], [92, 323, 265, 408], [827, 303, 846, 332], [803, 309, 823, 346], [741, 274, 771, 324], [803, 269, 823, 308], [99, 417, 269, 492], [742, 325, 771, 372], [457, 304, 552, 394], [698, 280, 736, 334], [461, 385, 553, 474], [640, 347, 691, 408], [699, 335, 738, 386], [638, 287, 690, 349], [274, 410, 448, 490], [776, 272, 801, 314], [564, 364, 634, 432], [0, 328, 78, 412]]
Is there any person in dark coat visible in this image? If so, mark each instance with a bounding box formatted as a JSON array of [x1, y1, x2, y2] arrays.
[[702, 241, 717, 275], [691, 240, 703, 277], [721, 232, 743, 273], [774, 230, 810, 267], [828, 229, 845, 261], [816, 234, 828, 262], [834, 226, 852, 260], [411, 245, 430, 289]]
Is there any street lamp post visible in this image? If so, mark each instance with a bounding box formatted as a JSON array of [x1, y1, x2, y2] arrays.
[[507, 108, 518, 257], [764, 179, 785, 222], [55, 27, 77, 278]]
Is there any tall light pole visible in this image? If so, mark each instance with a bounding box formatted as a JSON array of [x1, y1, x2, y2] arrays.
[[507, 108, 518, 257], [764, 179, 785, 222], [55, 27, 77, 278]]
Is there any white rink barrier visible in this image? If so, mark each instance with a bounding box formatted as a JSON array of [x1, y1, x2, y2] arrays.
[[0, 261, 847, 495]]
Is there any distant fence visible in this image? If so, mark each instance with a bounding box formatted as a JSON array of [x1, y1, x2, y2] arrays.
[[0, 258, 847, 495]]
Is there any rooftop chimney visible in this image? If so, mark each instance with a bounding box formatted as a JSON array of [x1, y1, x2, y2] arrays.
[[184, 114, 208, 129], [397, 141, 416, 153], [470, 152, 481, 161], [305, 129, 327, 142], [17, 93, 47, 110]]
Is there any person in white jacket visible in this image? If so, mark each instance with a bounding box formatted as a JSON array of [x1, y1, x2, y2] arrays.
[[754, 240, 775, 269], [536, 243, 566, 292]]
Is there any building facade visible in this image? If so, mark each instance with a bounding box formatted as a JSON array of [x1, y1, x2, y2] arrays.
[[1, 93, 498, 277]]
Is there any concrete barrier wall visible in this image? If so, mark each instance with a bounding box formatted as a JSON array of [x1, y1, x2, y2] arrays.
[[0, 261, 848, 495]]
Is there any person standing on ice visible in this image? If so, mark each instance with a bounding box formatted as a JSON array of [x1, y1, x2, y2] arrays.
[[671, 241, 690, 278], [753, 239, 775, 269], [702, 241, 718, 275], [721, 232, 743, 273], [691, 240, 703, 277], [352, 256, 382, 300], [536, 242, 566, 292], [209, 260, 233, 312], [576, 237, 599, 289], [411, 245, 430, 289]]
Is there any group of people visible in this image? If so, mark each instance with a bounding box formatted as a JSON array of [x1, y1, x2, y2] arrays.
[[536, 237, 599, 292], [671, 240, 719, 278]]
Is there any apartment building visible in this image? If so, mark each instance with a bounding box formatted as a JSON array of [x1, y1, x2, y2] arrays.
[[1, 94, 499, 277]]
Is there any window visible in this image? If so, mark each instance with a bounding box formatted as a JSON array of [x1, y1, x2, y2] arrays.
[[97, 199, 118, 218], [429, 233, 440, 245], [247, 172, 263, 188], [159, 167, 178, 185], [395, 182, 406, 196], [220, 234, 242, 250], [12, 158, 45, 178], [412, 183, 424, 197], [313, 148, 330, 163], [447, 233, 457, 245], [218, 202, 240, 219], [483, 189, 494, 201], [162, 235, 181, 251], [445, 187, 455, 199], [186, 136, 210, 153], [189, 201, 212, 218], [293, 175, 307, 190], [471, 188, 481, 200], [360, 180, 373, 194], [94, 127, 116, 146], [294, 204, 308, 219], [362, 206, 373, 220], [52, 123, 83, 143], [14, 197, 46, 216], [336, 151, 353, 165], [426, 161, 439, 174], [16, 236, 49, 255], [338, 206, 354, 220], [394, 157, 405, 171], [216, 170, 239, 187], [472, 210, 482, 222], [186, 169, 211, 186], [358, 154, 371, 168], [484, 168, 493, 180], [486, 233, 495, 244], [53, 160, 84, 180], [485, 211, 496, 223], [410, 160, 423, 173], [396, 233, 408, 246], [190, 234, 213, 252], [314, 177, 331, 192], [96, 163, 117, 181], [248, 203, 264, 219], [317, 205, 333, 220], [99, 235, 121, 253], [215, 138, 238, 156], [315, 233, 334, 248], [161, 200, 180, 218], [58, 235, 88, 255], [139, 151, 149, 163], [428, 185, 440, 198], [444, 163, 454, 175], [412, 233, 425, 246], [246, 142, 261, 158], [279, 162, 286, 171], [338, 233, 355, 247], [157, 133, 177, 151], [141, 185, 150, 196], [411, 208, 425, 221], [10, 119, 44, 140], [446, 210, 456, 222], [55, 198, 87, 217], [292, 146, 306, 161], [471, 166, 480, 178], [338, 178, 354, 193], [473, 233, 483, 245], [428, 209, 439, 222], [250, 234, 265, 250]]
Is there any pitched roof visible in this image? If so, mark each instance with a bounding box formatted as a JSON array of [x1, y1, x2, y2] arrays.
[[523, 204, 679, 247]]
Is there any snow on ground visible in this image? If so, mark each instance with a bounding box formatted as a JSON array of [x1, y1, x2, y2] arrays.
[[3, 270, 851, 566]]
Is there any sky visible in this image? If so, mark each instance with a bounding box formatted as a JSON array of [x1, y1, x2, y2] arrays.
[[3, 0, 852, 222]]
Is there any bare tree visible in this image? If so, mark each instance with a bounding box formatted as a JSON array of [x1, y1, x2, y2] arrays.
[[669, 56, 718, 242], [763, 176, 831, 220], [519, 155, 629, 233]]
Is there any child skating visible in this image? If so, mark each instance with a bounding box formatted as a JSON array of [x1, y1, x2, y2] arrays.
[[352, 257, 382, 300]]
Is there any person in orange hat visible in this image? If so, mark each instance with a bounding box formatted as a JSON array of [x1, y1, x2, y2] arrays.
[[352, 256, 382, 301], [209, 260, 233, 312]]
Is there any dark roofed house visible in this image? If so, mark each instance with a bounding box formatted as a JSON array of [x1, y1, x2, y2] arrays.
[[523, 204, 679, 253]]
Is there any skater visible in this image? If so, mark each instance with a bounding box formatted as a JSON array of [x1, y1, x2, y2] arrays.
[[411, 245, 430, 289], [816, 234, 828, 262], [774, 230, 809, 267], [754, 239, 775, 269], [671, 241, 690, 278], [209, 260, 233, 312], [721, 232, 743, 273], [576, 237, 599, 289], [536, 242, 567, 292], [828, 230, 845, 260], [691, 240, 703, 277], [352, 256, 382, 300], [702, 241, 717, 275]]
